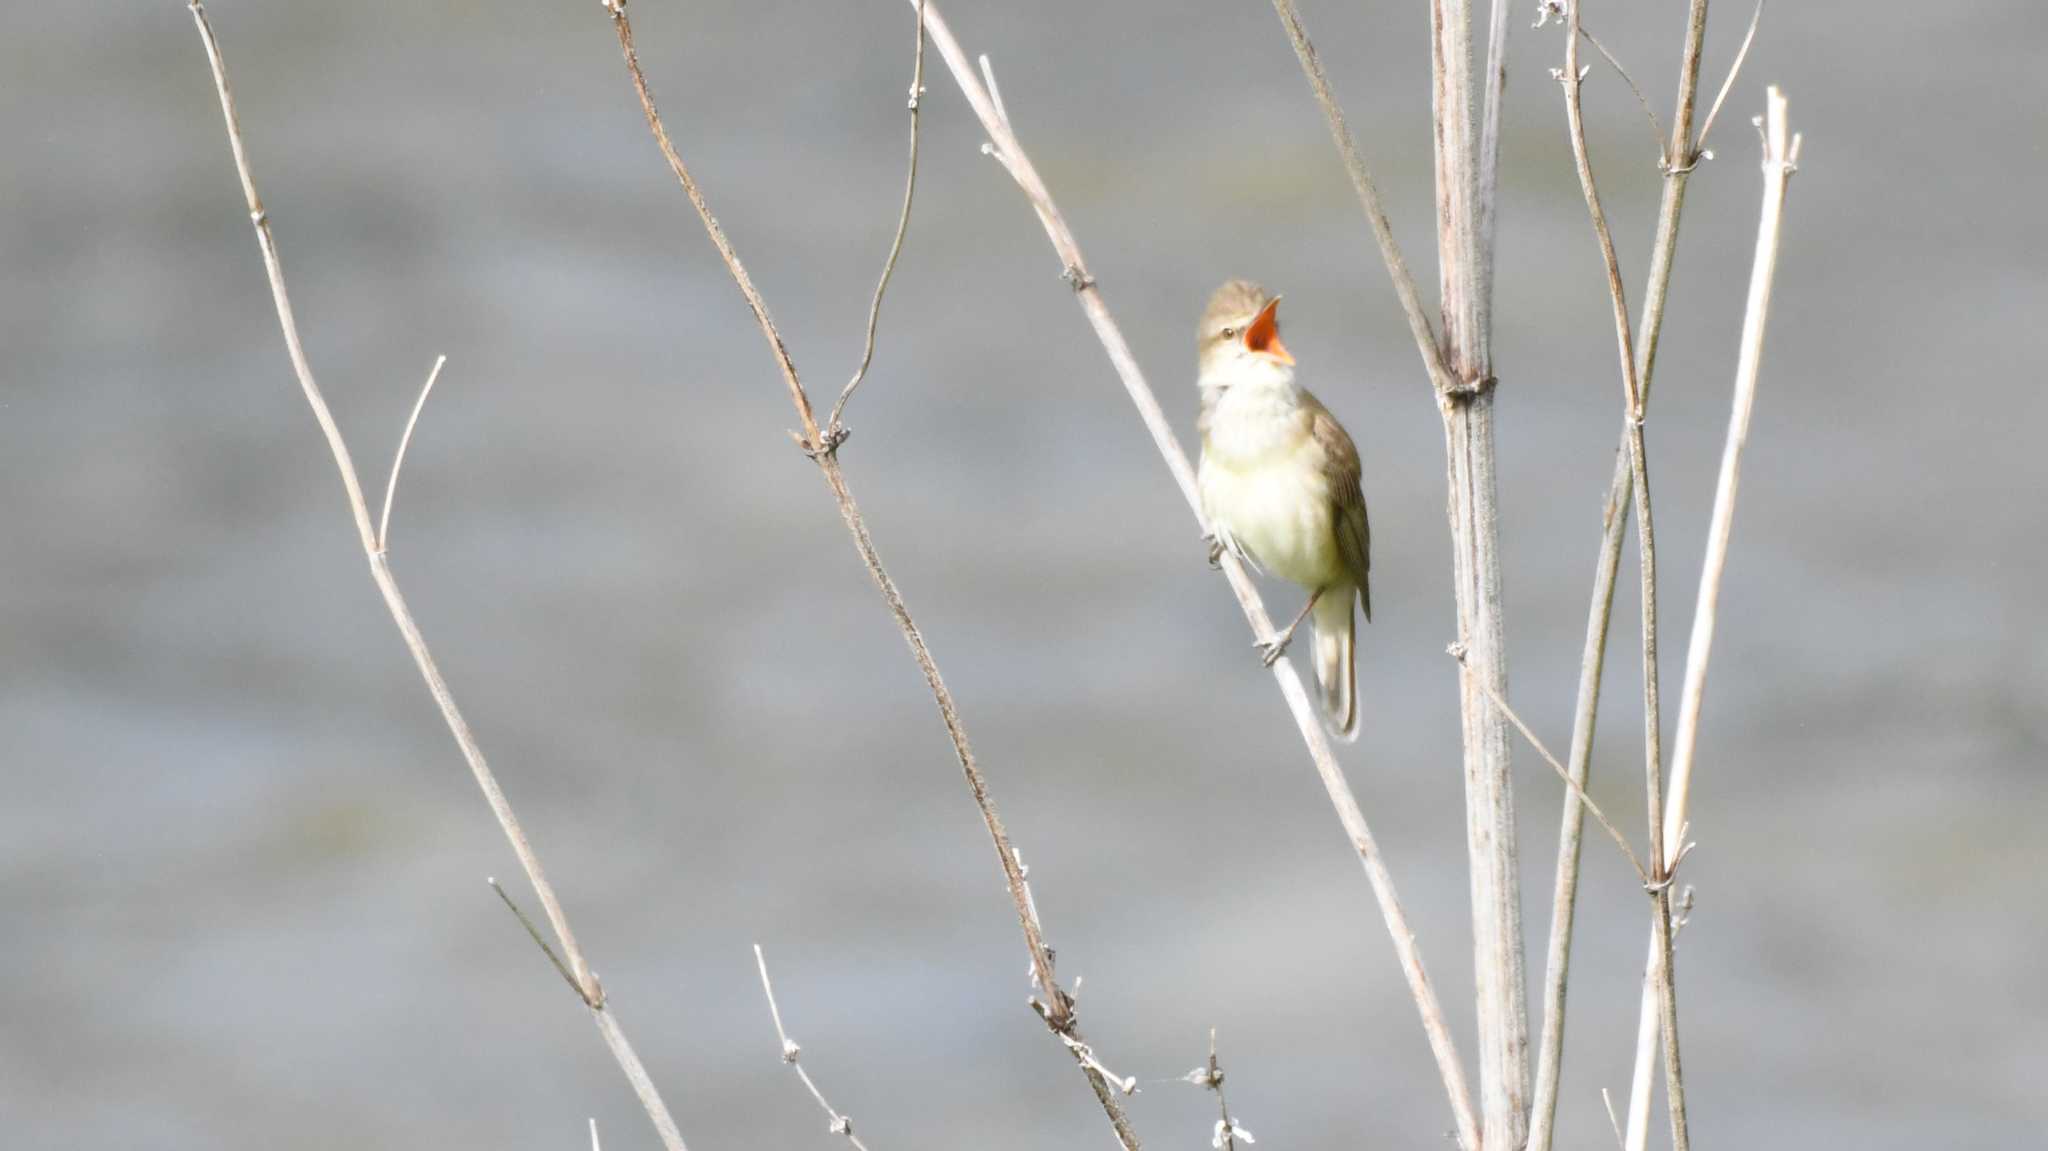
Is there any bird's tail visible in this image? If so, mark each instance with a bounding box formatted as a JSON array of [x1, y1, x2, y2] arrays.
[[1313, 586, 1359, 742]]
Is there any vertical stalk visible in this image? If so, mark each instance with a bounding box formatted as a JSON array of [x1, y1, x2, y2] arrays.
[[1432, 2, 1528, 1146], [1528, 5, 1711, 1148]]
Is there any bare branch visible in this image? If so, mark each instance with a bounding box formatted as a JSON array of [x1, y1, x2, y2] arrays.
[[825, 0, 926, 438], [490, 877, 587, 1005], [1528, 1, 1712, 1143], [378, 353, 445, 553], [598, 6, 1137, 1145], [1449, 649, 1650, 886], [1578, 28, 1666, 164], [1265, 0, 1457, 395], [913, 6, 1477, 1147], [1623, 84, 1800, 1151], [184, 7, 686, 1149], [1696, 0, 1768, 159], [1559, 5, 1688, 1149], [754, 946, 874, 1150]]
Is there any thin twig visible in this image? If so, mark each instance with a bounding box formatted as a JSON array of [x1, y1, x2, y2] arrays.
[[598, 6, 1138, 1147], [590, 1119, 600, 1151], [1528, 1, 1712, 1143], [185, 8, 686, 1149], [378, 353, 445, 552], [754, 946, 873, 1150], [1578, 27, 1666, 163], [1266, 0, 1457, 396], [1696, 0, 1766, 159], [1560, 6, 1688, 1150], [1622, 84, 1800, 1151], [1449, 649, 1649, 886], [914, 7, 1477, 1148], [490, 877, 584, 1003], [825, 0, 926, 439]]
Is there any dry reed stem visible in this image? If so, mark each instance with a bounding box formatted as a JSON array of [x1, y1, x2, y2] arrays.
[[1621, 85, 1799, 1151], [909, 4, 1478, 1147], [595, 4, 1138, 1146], [1429, 2, 1529, 1142], [1528, 1, 1712, 1145], [1559, 6, 1689, 1149], [1267, 2, 1527, 1142], [184, 5, 688, 1148]]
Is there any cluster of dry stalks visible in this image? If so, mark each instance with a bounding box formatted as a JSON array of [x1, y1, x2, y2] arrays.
[[184, 0, 1798, 1147]]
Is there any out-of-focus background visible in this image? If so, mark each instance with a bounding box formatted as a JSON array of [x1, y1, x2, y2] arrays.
[[4, 1, 2043, 1147]]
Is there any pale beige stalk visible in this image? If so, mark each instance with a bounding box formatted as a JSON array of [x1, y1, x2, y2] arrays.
[[1621, 85, 1800, 1151], [184, 5, 687, 1149]]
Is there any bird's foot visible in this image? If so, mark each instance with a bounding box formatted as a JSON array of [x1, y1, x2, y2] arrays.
[[1255, 633, 1293, 667], [1204, 533, 1225, 569]]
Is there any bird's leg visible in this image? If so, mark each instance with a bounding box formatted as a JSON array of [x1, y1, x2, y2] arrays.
[[1204, 531, 1225, 569], [1256, 588, 1322, 667]]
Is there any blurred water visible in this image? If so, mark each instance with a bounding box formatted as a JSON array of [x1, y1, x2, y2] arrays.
[[3, 2, 2044, 1147]]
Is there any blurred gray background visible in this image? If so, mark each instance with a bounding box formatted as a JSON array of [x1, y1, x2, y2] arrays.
[[4, 1, 2043, 1147]]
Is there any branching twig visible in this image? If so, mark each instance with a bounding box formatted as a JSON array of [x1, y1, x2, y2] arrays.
[[754, 946, 873, 1150], [378, 354, 444, 553], [1559, 6, 1689, 1150], [1621, 85, 1800, 1151], [1528, 1, 1712, 1147], [1448, 649, 1649, 887], [825, 0, 927, 440], [911, 6, 1477, 1148], [1578, 28, 1666, 163], [1696, 0, 1767, 160], [1266, 0, 1456, 395], [184, 7, 687, 1149], [597, 6, 1138, 1146]]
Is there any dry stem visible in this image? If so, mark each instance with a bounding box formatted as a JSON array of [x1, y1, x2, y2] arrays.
[[912, 4, 1477, 1147], [1430, 3, 1530, 1142], [1559, 6, 1688, 1149], [1528, 1, 1712, 1146], [185, 7, 687, 1149], [597, 5, 1137, 1146], [1621, 84, 1799, 1151]]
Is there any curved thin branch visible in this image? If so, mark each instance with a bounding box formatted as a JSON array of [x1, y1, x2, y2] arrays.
[[597, 5, 1138, 1146], [378, 353, 445, 552], [754, 946, 874, 1151], [185, 6, 686, 1149], [1578, 27, 1666, 164], [826, 0, 926, 437]]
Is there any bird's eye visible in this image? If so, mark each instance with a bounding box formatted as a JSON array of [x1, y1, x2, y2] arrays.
[[1220, 327, 1237, 340]]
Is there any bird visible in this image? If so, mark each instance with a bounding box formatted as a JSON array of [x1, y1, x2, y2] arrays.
[[1196, 280, 1372, 741]]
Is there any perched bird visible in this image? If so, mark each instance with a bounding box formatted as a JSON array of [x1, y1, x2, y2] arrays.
[[1196, 280, 1372, 740]]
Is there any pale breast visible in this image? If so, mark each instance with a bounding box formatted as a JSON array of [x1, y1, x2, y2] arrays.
[[1199, 431, 1344, 588]]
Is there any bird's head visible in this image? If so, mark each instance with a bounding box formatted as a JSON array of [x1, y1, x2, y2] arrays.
[[1198, 279, 1295, 386]]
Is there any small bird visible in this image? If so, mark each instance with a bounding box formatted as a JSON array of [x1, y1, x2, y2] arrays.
[[1196, 280, 1372, 740]]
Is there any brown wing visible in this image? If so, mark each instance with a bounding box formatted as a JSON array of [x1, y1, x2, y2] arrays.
[[1303, 389, 1372, 621]]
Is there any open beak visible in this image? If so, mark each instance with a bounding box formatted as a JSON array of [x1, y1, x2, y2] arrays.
[[1243, 296, 1294, 365]]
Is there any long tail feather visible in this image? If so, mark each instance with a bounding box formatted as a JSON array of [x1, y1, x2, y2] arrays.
[[1312, 586, 1359, 742]]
